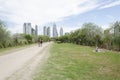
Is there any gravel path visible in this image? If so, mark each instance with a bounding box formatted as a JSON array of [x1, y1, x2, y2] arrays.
[[0, 42, 52, 80]]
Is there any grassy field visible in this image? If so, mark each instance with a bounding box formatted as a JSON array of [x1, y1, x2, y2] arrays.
[[0, 44, 37, 56], [34, 43, 120, 80]]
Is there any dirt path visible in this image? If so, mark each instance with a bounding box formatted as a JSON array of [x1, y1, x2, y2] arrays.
[[0, 42, 52, 80]]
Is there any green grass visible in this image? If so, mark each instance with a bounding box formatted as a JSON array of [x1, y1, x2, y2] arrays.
[[0, 44, 37, 56], [34, 43, 120, 80]]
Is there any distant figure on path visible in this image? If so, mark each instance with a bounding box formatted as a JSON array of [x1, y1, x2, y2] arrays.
[[38, 39, 43, 47], [40, 39, 43, 47]]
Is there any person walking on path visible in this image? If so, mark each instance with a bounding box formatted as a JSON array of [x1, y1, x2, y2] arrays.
[[40, 39, 43, 47], [38, 39, 43, 47]]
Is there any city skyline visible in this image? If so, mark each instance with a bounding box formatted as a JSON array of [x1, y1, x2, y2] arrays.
[[43, 26, 50, 37], [43, 24, 64, 37], [23, 23, 32, 35], [0, 0, 120, 34], [23, 23, 38, 35]]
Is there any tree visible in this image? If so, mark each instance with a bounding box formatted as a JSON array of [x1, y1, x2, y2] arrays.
[[112, 21, 120, 50], [38, 35, 50, 42], [24, 34, 32, 44], [103, 29, 113, 49], [55, 23, 103, 47], [81, 23, 103, 46], [0, 20, 10, 48]]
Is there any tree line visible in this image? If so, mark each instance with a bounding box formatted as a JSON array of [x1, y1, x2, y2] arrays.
[[0, 19, 120, 51], [56, 21, 120, 51], [0, 20, 50, 48]]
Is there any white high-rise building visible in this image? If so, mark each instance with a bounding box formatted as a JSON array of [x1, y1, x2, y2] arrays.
[[23, 23, 32, 34], [31, 28, 35, 35], [53, 24, 58, 38], [35, 25, 38, 36], [47, 27, 50, 37], [43, 26, 47, 36], [60, 27, 63, 36]]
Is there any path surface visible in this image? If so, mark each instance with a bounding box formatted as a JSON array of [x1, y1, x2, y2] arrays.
[[0, 42, 52, 80]]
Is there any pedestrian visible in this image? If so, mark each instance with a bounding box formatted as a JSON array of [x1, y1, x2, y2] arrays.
[[40, 39, 43, 47]]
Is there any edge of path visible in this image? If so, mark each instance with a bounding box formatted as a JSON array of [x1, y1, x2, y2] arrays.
[[6, 42, 53, 80]]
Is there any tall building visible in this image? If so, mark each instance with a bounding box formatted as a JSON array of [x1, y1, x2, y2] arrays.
[[114, 24, 120, 36], [53, 24, 58, 38], [43, 26, 47, 36], [31, 28, 35, 35], [23, 23, 32, 34], [47, 27, 50, 37], [60, 27, 63, 36], [35, 25, 38, 36]]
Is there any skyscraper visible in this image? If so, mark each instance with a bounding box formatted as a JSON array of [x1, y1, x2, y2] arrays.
[[47, 27, 50, 37], [23, 23, 32, 34], [53, 24, 58, 38], [43, 26, 47, 36], [35, 25, 38, 35], [60, 27, 63, 36], [31, 28, 35, 35]]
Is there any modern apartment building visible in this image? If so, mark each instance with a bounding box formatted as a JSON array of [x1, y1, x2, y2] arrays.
[[35, 25, 38, 35], [60, 27, 63, 36], [43, 26, 47, 36], [23, 23, 32, 35], [47, 27, 50, 37], [31, 28, 35, 35], [23, 23, 38, 35], [53, 24, 58, 38]]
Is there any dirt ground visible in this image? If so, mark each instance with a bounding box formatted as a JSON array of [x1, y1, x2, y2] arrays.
[[0, 42, 52, 80]]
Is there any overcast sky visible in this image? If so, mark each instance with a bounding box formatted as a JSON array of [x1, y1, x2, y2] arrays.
[[0, 0, 120, 35]]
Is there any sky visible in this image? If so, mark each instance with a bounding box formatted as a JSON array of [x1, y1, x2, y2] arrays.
[[0, 0, 120, 35]]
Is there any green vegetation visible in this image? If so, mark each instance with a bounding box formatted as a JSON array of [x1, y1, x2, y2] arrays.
[[1, 19, 120, 51], [34, 43, 120, 80], [0, 19, 50, 49], [38, 35, 51, 42], [56, 21, 120, 51]]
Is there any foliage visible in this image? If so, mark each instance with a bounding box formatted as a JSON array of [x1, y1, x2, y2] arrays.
[[111, 21, 120, 51], [113, 36, 120, 51], [24, 34, 33, 44], [0, 19, 120, 51], [0, 19, 38, 48], [0, 20, 10, 48], [56, 23, 103, 47], [55, 22, 120, 51], [38, 35, 50, 42]]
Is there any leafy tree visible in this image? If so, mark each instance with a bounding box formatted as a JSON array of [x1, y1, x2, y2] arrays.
[[112, 21, 120, 50], [38, 35, 50, 42], [113, 36, 120, 51], [81, 23, 103, 46], [24, 34, 32, 44], [103, 29, 113, 49], [0, 20, 10, 48]]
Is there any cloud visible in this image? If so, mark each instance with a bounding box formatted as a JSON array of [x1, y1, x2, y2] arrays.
[[100, 0, 120, 9], [0, 0, 102, 34]]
